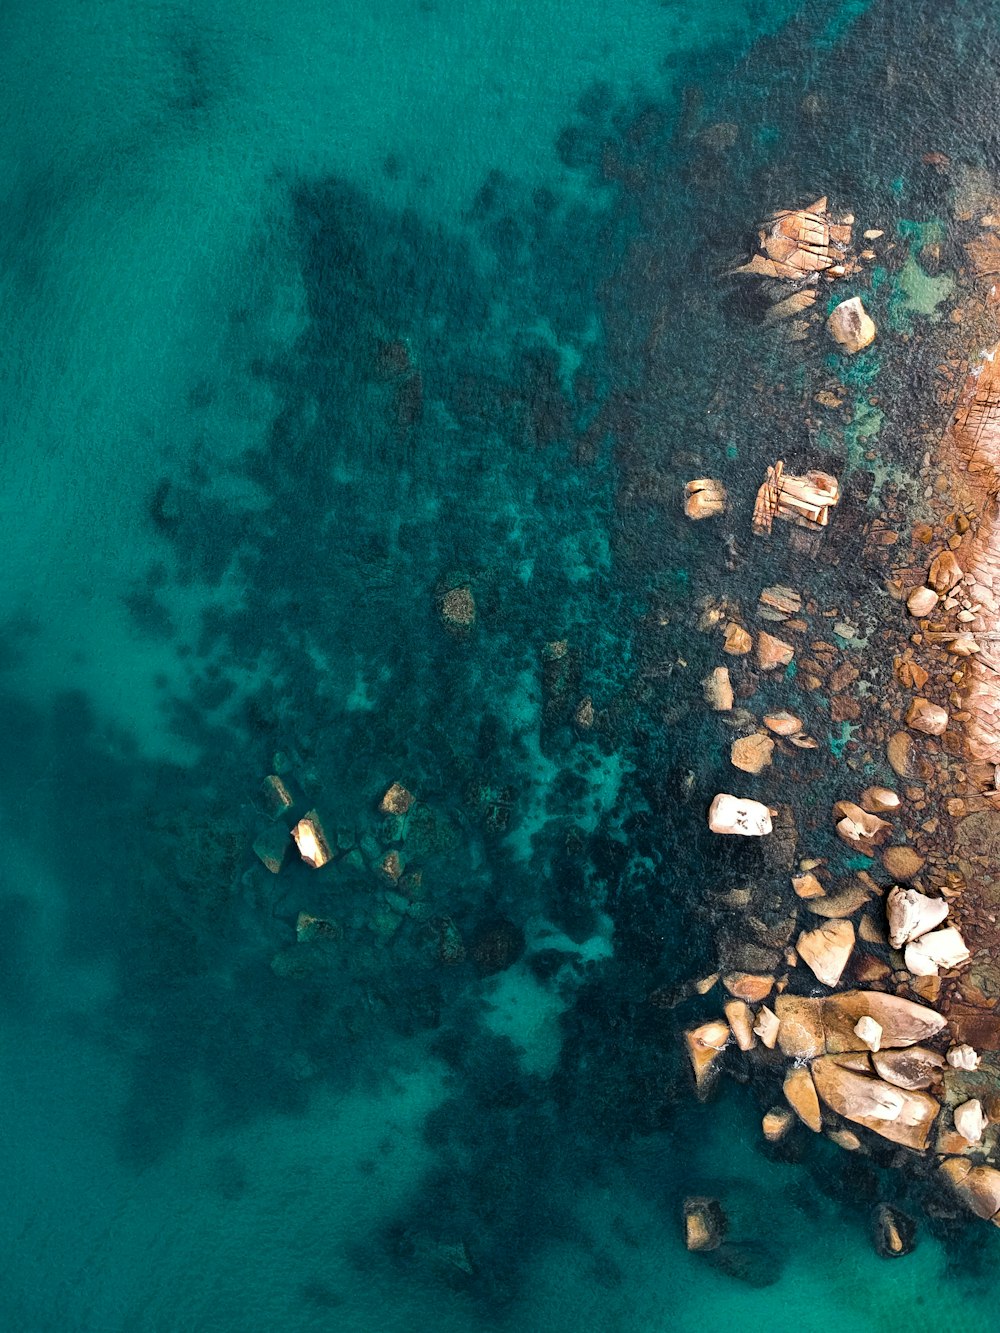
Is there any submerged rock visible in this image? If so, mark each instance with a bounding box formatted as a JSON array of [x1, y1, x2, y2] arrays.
[[253, 823, 291, 874], [723, 623, 752, 655], [756, 631, 795, 671], [707, 793, 773, 836], [730, 733, 774, 774], [683, 1197, 727, 1252], [702, 666, 734, 711], [292, 811, 332, 869], [872, 1205, 916, 1258], [380, 782, 415, 815], [469, 917, 525, 975], [440, 585, 476, 628], [685, 1020, 731, 1098], [827, 296, 876, 354], [762, 1106, 795, 1142]]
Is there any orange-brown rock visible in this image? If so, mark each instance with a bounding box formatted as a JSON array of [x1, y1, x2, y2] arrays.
[[881, 846, 926, 880], [861, 786, 900, 814], [762, 1107, 795, 1142], [871, 1047, 944, 1090], [833, 801, 892, 849], [723, 972, 774, 1003], [685, 1020, 730, 1098], [724, 999, 756, 1051], [938, 1158, 1000, 1221], [792, 871, 826, 899], [723, 622, 752, 655], [684, 478, 728, 520], [798, 919, 855, 987], [756, 631, 795, 672], [730, 733, 774, 774], [774, 994, 825, 1059], [783, 1066, 822, 1132], [906, 697, 949, 736], [928, 550, 963, 594], [811, 1058, 939, 1149]]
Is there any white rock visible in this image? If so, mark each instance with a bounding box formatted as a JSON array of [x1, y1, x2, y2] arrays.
[[854, 1016, 883, 1052], [827, 296, 876, 354], [707, 793, 772, 836], [955, 1099, 987, 1145], [886, 885, 949, 949], [906, 585, 938, 617], [702, 666, 734, 711], [947, 1044, 981, 1071], [753, 1005, 779, 1049], [905, 697, 949, 736], [904, 926, 970, 976]]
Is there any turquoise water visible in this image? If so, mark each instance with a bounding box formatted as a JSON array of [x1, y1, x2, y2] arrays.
[[4, 0, 1000, 1329]]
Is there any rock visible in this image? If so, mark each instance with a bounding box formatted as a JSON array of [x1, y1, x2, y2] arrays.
[[906, 698, 949, 736], [798, 919, 855, 987], [379, 850, 403, 883], [906, 585, 939, 617], [753, 460, 841, 535], [380, 782, 415, 815], [871, 1047, 944, 1090], [575, 696, 595, 728], [441, 585, 476, 627], [793, 871, 826, 899], [944, 631, 980, 657], [956, 1099, 988, 1145], [811, 1058, 939, 1149], [708, 793, 773, 836], [896, 659, 929, 690], [854, 1016, 883, 1051], [887, 732, 919, 778], [887, 887, 949, 948], [872, 1205, 916, 1258], [763, 710, 803, 736], [833, 800, 892, 848], [947, 1044, 981, 1070], [470, 917, 525, 975], [756, 631, 794, 671], [823, 991, 946, 1050], [783, 1066, 823, 1132], [928, 550, 963, 593], [730, 733, 774, 774], [938, 1158, 1000, 1220], [724, 999, 757, 1051], [753, 1006, 780, 1049], [261, 774, 295, 819], [684, 1197, 727, 1251], [805, 881, 871, 918], [685, 478, 727, 520], [828, 1128, 863, 1150], [881, 846, 925, 880], [253, 823, 291, 874], [685, 1021, 731, 1098], [296, 912, 341, 945], [904, 926, 970, 976], [723, 972, 774, 1002], [758, 585, 802, 618], [775, 994, 825, 1058], [861, 786, 901, 814], [693, 973, 720, 995], [436, 916, 466, 965], [702, 666, 734, 711], [762, 1107, 795, 1142], [827, 296, 876, 354], [723, 622, 752, 655], [292, 811, 332, 869]]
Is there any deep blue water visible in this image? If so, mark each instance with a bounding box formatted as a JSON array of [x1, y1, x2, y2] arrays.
[[4, 1, 1000, 1328]]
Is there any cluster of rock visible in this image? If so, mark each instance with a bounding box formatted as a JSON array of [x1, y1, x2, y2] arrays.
[[751, 461, 840, 538]]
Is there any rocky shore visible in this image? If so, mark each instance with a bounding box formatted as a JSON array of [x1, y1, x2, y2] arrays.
[[681, 197, 1000, 1244]]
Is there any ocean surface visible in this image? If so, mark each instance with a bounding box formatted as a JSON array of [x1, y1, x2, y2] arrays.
[[4, 1, 1000, 1329]]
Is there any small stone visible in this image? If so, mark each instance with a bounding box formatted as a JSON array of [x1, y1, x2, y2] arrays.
[[906, 698, 949, 735], [784, 1066, 823, 1132], [702, 666, 734, 711], [928, 551, 963, 594], [764, 710, 803, 736], [684, 478, 727, 520], [762, 1107, 795, 1142], [828, 296, 876, 354], [881, 846, 925, 880], [684, 1197, 727, 1251], [756, 631, 794, 672], [854, 1016, 883, 1052], [833, 800, 892, 848], [685, 1021, 730, 1098], [380, 782, 415, 815], [955, 1099, 988, 1145], [723, 623, 752, 655], [261, 774, 295, 819], [887, 885, 949, 948], [753, 1005, 780, 1049], [947, 1044, 980, 1070], [887, 732, 919, 778], [904, 926, 970, 976], [724, 999, 757, 1051], [862, 786, 900, 814], [906, 586, 938, 617], [253, 823, 291, 874], [797, 919, 855, 987], [730, 734, 774, 774]]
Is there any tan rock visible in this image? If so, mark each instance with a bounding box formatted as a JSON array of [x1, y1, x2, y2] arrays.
[[792, 871, 826, 899], [253, 824, 291, 874], [828, 1128, 862, 1151], [887, 885, 949, 948], [702, 666, 734, 711], [380, 782, 414, 815], [764, 710, 803, 735], [905, 926, 970, 976], [861, 786, 900, 814], [684, 1197, 726, 1251], [762, 1107, 795, 1142], [708, 793, 773, 835], [928, 550, 963, 594], [684, 478, 727, 520], [906, 585, 939, 617], [784, 1066, 822, 1132], [723, 972, 774, 1002], [881, 846, 925, 880], [944, 632, 980, 656], [805, 881, 871, 918], [854, 1016, 883, 1051], [812, 1058, 939, 1149], [872, 1047, 944, 1090], [833, 800, 892, 848], [906, 697, 949, 736], [758, 585, 802, 618], [939, 1159, 1000, 1220], [756, 631, 795, 671], [292, 811, 332, 869], [723, 622, 752, 655], [441, 585, 476, 626], [887, 731, 919, 778], [685, 1021, 730, 1098], [753, 1005, 780, 1049], [827, 296, 876, 354], [693, 972, 720, 995], [774, 994, 825, 1058], [955, 1099, 988, 1145], [730, 733, 774, 774], [823, 991, 946, 1051], [724, 999, 757, 1051], [798, 919, 855, 987]]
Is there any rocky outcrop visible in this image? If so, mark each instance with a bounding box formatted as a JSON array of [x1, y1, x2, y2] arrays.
[[938, 1158, 1000, 1221], [752, 461, 840, 537], [733, 197, 853, 282]]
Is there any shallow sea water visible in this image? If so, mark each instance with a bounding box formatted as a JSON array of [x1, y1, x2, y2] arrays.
[[5, 0, 1000, 1329]]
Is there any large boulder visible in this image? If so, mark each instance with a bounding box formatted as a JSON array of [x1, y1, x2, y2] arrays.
[[775, 995, 825, 1059], [811, 1058, 939, 1149], [938, 1158, 1000, 1220], [827, 296, 876, 354], [797, 919, 855, 987], [871, 1047, 944, 1091], [685, 1020, 730, 1098], [904, 926, 970, 977], [783, 1066, 822, 1132], [823, 991, 946, 1051], [886, 886, 949, 949], [708, 794, 773, 836]]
